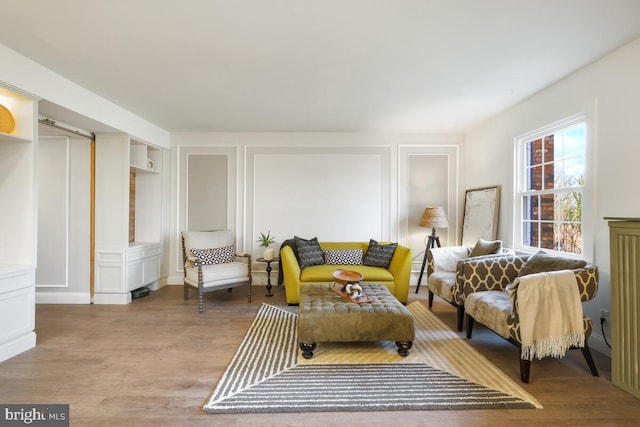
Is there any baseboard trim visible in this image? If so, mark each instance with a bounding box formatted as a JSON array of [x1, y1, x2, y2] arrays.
[[0, 331, 36, 363], [36, 292, 92, 304]]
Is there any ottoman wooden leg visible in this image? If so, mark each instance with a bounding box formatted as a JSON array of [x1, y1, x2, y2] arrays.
[[396, 341, 413, 357], [300, 342, 316, 359]]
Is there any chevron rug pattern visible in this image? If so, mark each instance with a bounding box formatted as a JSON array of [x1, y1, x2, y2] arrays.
[[204, 303, 541, 413]]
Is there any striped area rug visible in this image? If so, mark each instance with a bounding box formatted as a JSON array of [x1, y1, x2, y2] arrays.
[[204, 303, 541, 413]]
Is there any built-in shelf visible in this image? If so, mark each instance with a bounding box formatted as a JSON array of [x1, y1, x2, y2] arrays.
[[0, 84, 37, 363], [0, 132, 31, 144], [95, 133, 165, 304]]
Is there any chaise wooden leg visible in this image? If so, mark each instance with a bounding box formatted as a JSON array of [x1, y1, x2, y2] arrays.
[[520, 358, 531, 383], [456, 305, 464, 332], [428, 290, 434, 308], [581, 341, 599, 377], [466, 314, 474, 339]]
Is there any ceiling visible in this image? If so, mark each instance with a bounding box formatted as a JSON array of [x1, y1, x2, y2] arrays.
[[3, 0, 640, 135]]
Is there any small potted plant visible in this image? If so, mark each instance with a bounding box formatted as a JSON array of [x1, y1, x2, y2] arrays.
[[257, 231, 276, 260]]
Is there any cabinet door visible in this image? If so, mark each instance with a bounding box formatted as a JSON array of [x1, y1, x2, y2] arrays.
[[143, 256, 160, 284], [126, 261, 144, 291]]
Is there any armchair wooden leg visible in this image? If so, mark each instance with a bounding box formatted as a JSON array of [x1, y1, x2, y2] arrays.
[[198, 292, 204, 314], [581, 341, 599, 377], [466, 314, 474, 339], [520, 358, 531, 383], [456, 306, 464, 332], [428, 290, 434, 308]]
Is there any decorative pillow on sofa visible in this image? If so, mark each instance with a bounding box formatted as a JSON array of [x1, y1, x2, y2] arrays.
[[469, 239, 503, 257], [190, 246, 235, 265], [323, 249, 363, 265], [294, 236, 325, 269], [518, 250, 587, 277], [363, 239, 398, 268]]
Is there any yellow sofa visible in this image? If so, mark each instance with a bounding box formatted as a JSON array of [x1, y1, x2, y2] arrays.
[[280, 241, 412, 304]]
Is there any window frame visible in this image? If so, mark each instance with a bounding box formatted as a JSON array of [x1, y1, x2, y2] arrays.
[[514, 113, 592, 259]]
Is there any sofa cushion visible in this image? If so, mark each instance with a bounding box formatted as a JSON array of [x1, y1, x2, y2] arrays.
[[190, 246, 235, 265], [185, 261, 248, 286], [295, 236, 325, 269], [469, 239, 503, 257], [363, 239, 398, 268], [323, 249, 363, 265], [427, 272, 456, 303], [300, 264, 394, 282], [465, 291, 512, 339], [518, 250, 587, 277]]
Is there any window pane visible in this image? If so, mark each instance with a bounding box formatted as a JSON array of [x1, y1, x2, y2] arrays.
[[557, 190, 582, 222], [522, 221, 536, 247], [540, 194, 556, 220], [522, 195, 539, 220], [562, 123, 586, 158], [563, 156, 584, 187], [557, 222, 582, 254], [528, 165, 542, 191], [542, 161, 556, 190], [527, 139, 542, 167], [540, 222, 555, 249]]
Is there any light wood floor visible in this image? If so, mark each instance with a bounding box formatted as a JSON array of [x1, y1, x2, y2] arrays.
[[1, 284, 639, 426]]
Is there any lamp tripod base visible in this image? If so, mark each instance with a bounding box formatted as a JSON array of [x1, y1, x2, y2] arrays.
[[415, 234, 441, 293]]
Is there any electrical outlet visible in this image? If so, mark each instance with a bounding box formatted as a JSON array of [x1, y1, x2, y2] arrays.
[[600, 309, 610, 324]]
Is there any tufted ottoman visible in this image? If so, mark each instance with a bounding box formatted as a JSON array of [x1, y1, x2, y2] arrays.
[[298, 283, 415, 359]]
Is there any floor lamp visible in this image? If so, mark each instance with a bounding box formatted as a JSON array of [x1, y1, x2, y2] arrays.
[[415, 206, 448, 293]]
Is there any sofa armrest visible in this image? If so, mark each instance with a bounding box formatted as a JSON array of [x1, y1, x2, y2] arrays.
[[388, 245, 412, 303], [281, 245, 302, 304], [456, 254, 529, 303], [575, 264, 599, 302]]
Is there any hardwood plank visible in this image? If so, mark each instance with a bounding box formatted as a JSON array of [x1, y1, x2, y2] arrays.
[[1, 284, 639, 426]]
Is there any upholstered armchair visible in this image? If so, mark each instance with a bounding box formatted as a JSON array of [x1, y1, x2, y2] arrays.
[[463, 252, 599, 383], [423, 240, 510, 331], [181, 230, 252, 313]]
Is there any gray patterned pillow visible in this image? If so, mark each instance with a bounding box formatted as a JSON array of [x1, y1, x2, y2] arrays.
[[294, 236, 324, 269], [363, 239, 398, 268]]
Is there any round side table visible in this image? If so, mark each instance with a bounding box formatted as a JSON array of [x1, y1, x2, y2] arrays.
[[257, 257, 279, 297]]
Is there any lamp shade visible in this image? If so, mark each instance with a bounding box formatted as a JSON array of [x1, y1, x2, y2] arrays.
[[419, 206, 448, 228]]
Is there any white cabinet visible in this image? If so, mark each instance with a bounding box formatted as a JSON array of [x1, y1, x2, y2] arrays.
[[0, 85, 38, 362], [94, 133, 167, 304]]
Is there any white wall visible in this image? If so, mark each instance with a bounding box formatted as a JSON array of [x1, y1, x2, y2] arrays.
[[169, 132, 463, 286], [464, 37, 640, 356]]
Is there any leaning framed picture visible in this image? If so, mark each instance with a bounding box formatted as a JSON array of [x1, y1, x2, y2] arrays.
[[460, 185, 501, 246]]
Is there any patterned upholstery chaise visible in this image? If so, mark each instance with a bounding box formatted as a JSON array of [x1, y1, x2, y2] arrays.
[[463, 251, 599, 383], [424, 240, 512, 331]]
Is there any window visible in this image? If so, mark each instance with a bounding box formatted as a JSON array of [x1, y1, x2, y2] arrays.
[[515, 116, 586, 255]]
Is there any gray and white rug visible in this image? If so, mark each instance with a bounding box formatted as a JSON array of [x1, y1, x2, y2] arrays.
[[204, 303, 541, 413]]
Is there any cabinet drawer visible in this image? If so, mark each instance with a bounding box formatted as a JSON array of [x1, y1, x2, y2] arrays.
[[143, 244, 161, 258]]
